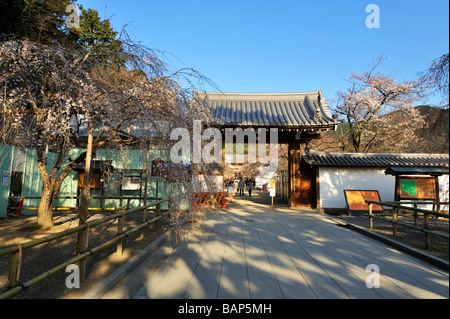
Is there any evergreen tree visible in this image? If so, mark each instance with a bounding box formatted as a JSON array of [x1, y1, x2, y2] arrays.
[[0, 0, 79, 47], [78, 7, 126, 69], [0, 1, 125, 69]]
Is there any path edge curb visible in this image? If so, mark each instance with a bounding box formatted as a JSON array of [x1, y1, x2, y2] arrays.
[[332, 217, 449, 272], [80, 230, 170, 299]]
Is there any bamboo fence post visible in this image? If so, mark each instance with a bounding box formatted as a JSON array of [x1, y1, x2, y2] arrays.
[[424, 212, 430, 250], [413, 202, 418, 227], [368, 203, 373, 230], [156, 203, 161, 231], [140, 208, 147, 239], [8, 246, 22, 290], [392, 207, 398, 239], [117, 214, 124, 256]]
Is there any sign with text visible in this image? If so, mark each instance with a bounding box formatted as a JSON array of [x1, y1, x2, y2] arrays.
[[398, 177, 436, 200], [269, 179, 276, 189], [2, 171, 9, 187], [122, 176, 141, 191]]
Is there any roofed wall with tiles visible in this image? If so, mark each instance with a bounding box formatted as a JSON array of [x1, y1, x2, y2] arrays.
[[301, 150, 449, 213], [318, 167, 395, 211], [319, 166, 449, 212]]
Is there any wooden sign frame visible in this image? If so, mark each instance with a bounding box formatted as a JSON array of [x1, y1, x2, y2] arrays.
[[344, 189, 383, 215], [396, 176, 437, 201], [78, 172, 101, 190]]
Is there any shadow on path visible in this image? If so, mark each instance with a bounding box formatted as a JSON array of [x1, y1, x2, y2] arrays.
[[93, 191, 449, 299]]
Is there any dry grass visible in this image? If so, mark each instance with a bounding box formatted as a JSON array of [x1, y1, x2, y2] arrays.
[[0, 211, 168, 299]]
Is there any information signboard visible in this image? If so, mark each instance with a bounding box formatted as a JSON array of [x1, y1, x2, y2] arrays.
[[269, 179, 276, 189], [344, 189, 383, 215], [269, 179, 276, 208], [398, 177, 436, 200]]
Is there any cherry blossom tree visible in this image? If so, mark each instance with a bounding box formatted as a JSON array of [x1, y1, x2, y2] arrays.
[[1, 37, 216, 229], [332, 56, 429, 153], [1, 39, 98, 228]]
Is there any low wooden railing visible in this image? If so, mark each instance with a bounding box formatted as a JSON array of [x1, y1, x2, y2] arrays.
[[7, 195, 164, 217], [366, 200, 449, 251], [0, 198, 169, 299]]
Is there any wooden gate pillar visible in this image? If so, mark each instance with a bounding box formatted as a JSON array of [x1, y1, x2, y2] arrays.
[[288, 141, 314, 208], [288, 141, 301, 207]]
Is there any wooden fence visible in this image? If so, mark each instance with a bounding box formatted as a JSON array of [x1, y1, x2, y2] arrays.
[[365, 200, 449, 251], [0, 198, 169, 299]]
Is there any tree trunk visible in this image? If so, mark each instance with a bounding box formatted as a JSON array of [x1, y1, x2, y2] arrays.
[[76, 120, 94, 282], [78, 120, 95, 226], [37, 186, 54, 228], [35, 140, 88, 229]]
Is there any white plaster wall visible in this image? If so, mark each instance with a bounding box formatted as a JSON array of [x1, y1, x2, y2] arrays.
[[438, 174, 449, 210], [319, 167, 450, 210], [319, 167, 396, 209]]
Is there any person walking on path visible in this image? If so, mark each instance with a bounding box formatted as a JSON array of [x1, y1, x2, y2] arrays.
[[238, 177, 245, 196], [227, 180, 235, 202], [247, 178, 253, 197]]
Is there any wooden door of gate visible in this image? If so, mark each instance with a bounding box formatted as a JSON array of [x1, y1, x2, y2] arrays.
[[289, 142, 315, 208]]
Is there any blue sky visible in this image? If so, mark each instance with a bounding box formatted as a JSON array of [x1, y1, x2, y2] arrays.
[[77, 0, 449, 106]]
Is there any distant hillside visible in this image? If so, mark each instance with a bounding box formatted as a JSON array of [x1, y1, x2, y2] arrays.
[[414, 105, 449, 153]]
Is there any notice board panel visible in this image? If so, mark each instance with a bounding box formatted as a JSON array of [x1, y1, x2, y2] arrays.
[[398, 177, 436, 200], [344, 190, 383, 215], [78, 172, 101, 190], [122, 176, 141, 191]]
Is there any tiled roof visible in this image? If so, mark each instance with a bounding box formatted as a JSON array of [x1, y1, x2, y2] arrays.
[[385, 167, 449, 176], [302, 150, 449, 168], [194, 90, 339, 129]]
